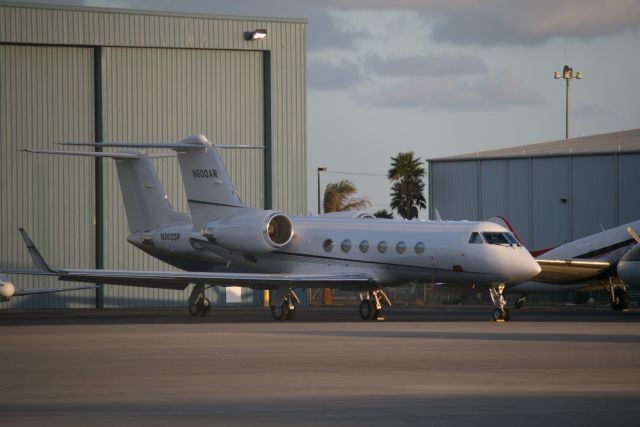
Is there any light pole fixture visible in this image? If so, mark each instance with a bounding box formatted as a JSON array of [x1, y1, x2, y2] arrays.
[[554, 65, 583, 139], [317, 167, 327, 215]]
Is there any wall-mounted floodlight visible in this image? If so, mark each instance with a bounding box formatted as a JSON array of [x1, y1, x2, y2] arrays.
[[249, 29, 267, 40]]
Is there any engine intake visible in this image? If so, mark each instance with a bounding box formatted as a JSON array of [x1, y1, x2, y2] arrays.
[[203, 210, 293, 253]]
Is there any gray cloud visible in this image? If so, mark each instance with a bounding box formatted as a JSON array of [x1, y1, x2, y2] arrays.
[[365, 52, 487, 77], [329, 0, 640, 46], [355, 72, 544, 110], [308, 60, 362, 90]]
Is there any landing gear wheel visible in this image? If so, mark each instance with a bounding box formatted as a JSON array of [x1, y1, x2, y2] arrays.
[[611, 288, 629, 311], [271, 301, 290, 321], [285, 302, 297, 320], [359, 299, 374, 320], [503, 307, 512, 321], [189, 297, 211, 317], [200, 298, 211, 317], [189, 302, 202, 317], [492, 308, 504, 322]]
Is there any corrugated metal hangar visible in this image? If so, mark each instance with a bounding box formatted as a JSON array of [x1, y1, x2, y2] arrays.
[[429, 128, 640, 251], [0, 3, 307, 308]]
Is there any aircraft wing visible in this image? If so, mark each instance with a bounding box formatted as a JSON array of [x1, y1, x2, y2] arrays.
[[3, 228, 374, 291], [2, 268, 372, 290], [13, 285, 98, 296], [534, 259, 612, 284]]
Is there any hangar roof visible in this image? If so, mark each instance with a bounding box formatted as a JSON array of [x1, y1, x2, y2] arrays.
[[430, 128, 640, 161]]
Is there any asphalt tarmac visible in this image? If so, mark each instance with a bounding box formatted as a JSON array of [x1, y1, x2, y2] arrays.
[[1, 305, 640, 426]]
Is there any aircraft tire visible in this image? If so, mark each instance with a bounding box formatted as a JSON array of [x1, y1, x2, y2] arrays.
[[189, 302, 203, 317], [271, 302, 290, 320], [200, 298, 211, 317], [492, 308, 504, 322], [285, 303, 296, 320], [503, 308, 512, 321], [359, 299, 374, 320], [611, 288, 629, 311]]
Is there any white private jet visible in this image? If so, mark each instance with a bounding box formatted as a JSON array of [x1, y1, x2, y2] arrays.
[[0, 273, 96, 302], [490, 217, 640, 310], [3, 136, 541, 321]]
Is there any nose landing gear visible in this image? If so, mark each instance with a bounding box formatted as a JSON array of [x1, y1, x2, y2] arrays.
[[489, 283, 511, 322]]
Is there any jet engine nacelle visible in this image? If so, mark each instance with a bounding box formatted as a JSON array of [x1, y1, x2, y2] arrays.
[[202, 210, 294, 253], [618, 243, 640, 287], [0, 275, 16, 301]]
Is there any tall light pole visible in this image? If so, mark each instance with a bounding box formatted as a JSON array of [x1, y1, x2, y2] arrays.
[[317, 167, 327, 215], [554, 65, 583, 139]]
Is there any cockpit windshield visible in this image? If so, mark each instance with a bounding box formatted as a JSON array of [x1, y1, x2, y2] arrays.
[[482, 232, 521, 246]]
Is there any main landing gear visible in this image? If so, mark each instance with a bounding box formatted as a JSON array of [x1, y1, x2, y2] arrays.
[[270, 287, 301, 321], [188, 284, 211, 317], [359, 289, 391, 320], [489, 283, 511, 322], [610, 287, 630, 311]]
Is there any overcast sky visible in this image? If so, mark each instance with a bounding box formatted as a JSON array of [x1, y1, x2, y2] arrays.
[[18, 0, 640, 216]]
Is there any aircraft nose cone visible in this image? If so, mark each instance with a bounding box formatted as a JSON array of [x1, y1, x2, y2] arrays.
[[0, 282, 16, 299], [510, 256, 541, 283]]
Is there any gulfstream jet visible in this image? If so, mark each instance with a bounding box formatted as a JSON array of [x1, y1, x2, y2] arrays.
[[2, 136, 541, 321]]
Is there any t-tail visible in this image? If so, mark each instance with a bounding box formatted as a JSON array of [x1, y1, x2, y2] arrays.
[[173, 135, 247, 228]]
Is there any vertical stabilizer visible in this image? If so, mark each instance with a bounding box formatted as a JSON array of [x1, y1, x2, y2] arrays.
[[114, 154, 190, 232], [174, 135, 246, 229]]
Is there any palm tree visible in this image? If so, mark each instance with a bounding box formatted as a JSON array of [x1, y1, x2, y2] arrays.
[[373, 209, 394, 219], [388, 152, 426, 220], [323, 179, 371, 213]]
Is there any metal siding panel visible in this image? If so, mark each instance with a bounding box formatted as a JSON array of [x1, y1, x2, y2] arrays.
[[532, 157, 571, 250], [101, 47, 263, 306], [1, 5, 307, 308], [618, 154, 640, 224], [480, 160, 508, 220], [506, 159, 532, 246], [430, 162, 479, 220], [0, 45, 95, 309], [572, 155, 617, 238]]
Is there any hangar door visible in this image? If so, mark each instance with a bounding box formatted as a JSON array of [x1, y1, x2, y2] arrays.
[[100, 47, 265, 306], [0, 45, 96, 308]]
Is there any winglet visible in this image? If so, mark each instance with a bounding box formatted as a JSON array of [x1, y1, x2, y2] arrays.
[[627, 226, 640, 244], [18, 228, 54, 272]]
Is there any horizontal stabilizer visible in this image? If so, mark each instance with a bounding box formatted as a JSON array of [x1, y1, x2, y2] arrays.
[[60, 142, 263, 150], [23, 149, 175, 159]]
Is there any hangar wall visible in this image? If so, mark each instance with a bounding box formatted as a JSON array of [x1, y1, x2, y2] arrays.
[[429, 133, 640, 251], [0, 3, 307, 308]]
